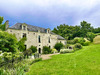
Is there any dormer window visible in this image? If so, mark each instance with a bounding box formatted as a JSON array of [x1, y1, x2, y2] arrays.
[[23, 26, 26, 30], [47, 28, 51, 33]]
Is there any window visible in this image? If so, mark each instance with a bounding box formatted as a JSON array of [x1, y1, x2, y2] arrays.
[[23, 26, 26, 30], [48, 37, 50, 43], [23, 33, 26, 38], [38, 35, 41, 43]]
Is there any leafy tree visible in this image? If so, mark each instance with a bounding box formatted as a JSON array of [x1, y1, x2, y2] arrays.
[[54, 43, 63, 52], [80, 21, 93, 37], [43, 46, 51, 54], [86, 32, 95, 42], [0, 31, 18, 53], [0, 16, 7, 31], [17, 37, 27, 52], [30, 46, 37, 53]]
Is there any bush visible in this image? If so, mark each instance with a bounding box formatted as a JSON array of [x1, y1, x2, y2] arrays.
[[67, 40, 75, 44], [60, 49, 74, 54], [23, 49, 32, 58], [86, 32, 95, 42], [54, 43, 64, 52], [0, 31, 18, 53], [30, 46, 37, 53], [64, 44, 70, 48], [51, 48, 58, 54], [74, 37, 85, 45], [74, 43, 82, 50], [82, 41, 91, 46], [42, 46, 51, 54]]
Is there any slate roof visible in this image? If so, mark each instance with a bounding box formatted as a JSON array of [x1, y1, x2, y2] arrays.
[[9, 23, 65, 40]]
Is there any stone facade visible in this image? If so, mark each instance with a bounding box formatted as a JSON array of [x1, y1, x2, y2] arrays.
[[6, 21, 66, 53]]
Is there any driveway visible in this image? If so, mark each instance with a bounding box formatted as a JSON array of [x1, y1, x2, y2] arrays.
[[41, 53, 59, 60]]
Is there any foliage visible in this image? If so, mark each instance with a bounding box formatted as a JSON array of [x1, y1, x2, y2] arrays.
[[23, 48, 32, 58], [52, 21, 100, 40], [82, 41, 91, 46], [0, 30, 18, 53], [74, 43, 82, 50], [54, 43, 64, 52], [64, 44, 70, 48], [0, 16, 6, 31], [86, 32, 95, 42], [30, 46, 37, 53], [42, 46, 51, 54], [17, 37, 27, 52], [51, 48, 58, 53], [67, 37, 85, 45], [60, 49, 74, 54]]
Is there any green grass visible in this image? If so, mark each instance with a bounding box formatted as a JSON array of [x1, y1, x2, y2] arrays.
[[26, 44, 100, 75]]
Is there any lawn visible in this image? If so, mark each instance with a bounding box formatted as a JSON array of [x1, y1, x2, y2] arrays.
[[26, 44, 100, 75]]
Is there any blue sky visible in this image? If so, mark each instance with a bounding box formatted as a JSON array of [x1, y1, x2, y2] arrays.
[[0, 0, 100, 30]]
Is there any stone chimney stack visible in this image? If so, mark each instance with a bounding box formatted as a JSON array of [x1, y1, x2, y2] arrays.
[[6, 20, 9, 29]]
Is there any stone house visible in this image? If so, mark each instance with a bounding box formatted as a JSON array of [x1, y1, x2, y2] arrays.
[[6, 21, 66, 53]]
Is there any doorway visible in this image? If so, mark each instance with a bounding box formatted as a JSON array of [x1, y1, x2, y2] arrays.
[[38, 48, 41, 54]]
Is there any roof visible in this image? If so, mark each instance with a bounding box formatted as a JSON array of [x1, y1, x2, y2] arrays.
[[57, 35, 65, 40], [9, 23, 65, 40]]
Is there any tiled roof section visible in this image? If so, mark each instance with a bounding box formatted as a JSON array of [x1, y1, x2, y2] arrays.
[[9, 23, 65, 40], [10, 23, 22, 30], [57, 35, 65, 40]]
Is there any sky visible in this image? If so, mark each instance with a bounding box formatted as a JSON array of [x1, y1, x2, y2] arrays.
[[0, 0, 100, 30]]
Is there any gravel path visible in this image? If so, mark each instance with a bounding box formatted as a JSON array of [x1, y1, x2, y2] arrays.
[[41, 53, 59, 60]]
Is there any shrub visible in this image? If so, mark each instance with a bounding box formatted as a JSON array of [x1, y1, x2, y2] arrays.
[[64, 44, 70, 48], [23, 49, 32, 58], [51, 48, 58, 54], [67, 40, 75, 44], [54, 43, 64, 52], [0, 31, 18, 53], [60, 49, 74, 54], [86, 32, 95, 42], [42, 46, 51, 54], [30, 46, 37, 53], [74, 43, 82, 50], [82, 41, 91, 46]]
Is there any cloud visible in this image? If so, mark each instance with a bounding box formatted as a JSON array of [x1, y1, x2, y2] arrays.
[[0, 0, 100, 28]]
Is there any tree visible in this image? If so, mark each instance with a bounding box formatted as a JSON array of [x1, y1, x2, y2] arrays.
[[86, 32, 95, 42], [80, 21, 93, 37], [17, 37, 27, 52], [54, 43, 63, 52], [30, 46, 37, 53], [42, 46, 51, 54], [0, 16, 7, 31], [0, 31, 18, 53]]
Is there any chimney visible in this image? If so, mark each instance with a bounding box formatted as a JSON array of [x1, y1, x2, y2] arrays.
[[6, 20, 9, 29]]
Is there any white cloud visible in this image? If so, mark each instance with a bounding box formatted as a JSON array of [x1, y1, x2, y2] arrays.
[[0, 0, 100, 28]]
